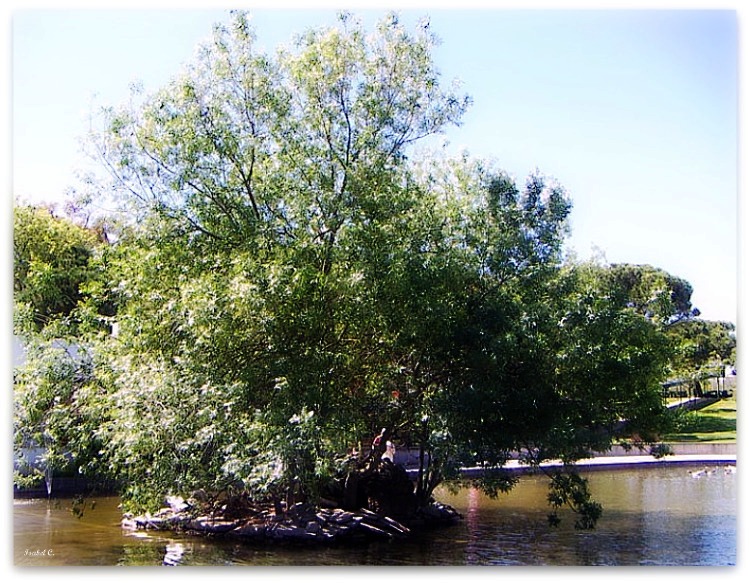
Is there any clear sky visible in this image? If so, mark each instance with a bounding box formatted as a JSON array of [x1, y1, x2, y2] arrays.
[[5, 1, 742, 325]]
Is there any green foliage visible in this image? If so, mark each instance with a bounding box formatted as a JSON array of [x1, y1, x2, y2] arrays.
[[547, 471, 603, 530], [13, 205, 99, 333], [605, 263, 696, 325], [14, 12, 693, 531], [648, 443, 673, 458], [13, 470, 45, 490], [13, 333, 106, 486], [552, 263, 734, 399], [92, 11, 469, 253], [468, 470, 519, 500], [553, 262, 675, 444], [666, 319, 736, 378]]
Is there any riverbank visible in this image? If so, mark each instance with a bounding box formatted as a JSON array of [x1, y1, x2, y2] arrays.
[[461, 453, 736, 478], [14, 443, 737, 499], [403, 448, 737, 480], [13, 476, 119, 499], [399, 440, 736, 479]]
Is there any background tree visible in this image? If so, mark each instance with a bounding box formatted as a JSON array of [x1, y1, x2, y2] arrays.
[[13, 205, 100, 333], [665, 318, 736, 393], [12, 204, 116, 488], [604, 263, 698, 325], [13, 334, 105, 489], [600, 263, 735, 389]]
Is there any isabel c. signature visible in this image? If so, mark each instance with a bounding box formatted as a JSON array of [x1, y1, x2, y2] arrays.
[[24, 548, 54, 557]]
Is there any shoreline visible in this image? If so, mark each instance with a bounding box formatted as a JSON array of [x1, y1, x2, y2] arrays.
[[401, 440, 737, 478], [461, 454, 737, 478], [14, 447, 737, 499], [404, 452, 737, 479]]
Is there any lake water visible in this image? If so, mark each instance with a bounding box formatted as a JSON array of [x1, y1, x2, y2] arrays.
[[14, 464, 736, 566]]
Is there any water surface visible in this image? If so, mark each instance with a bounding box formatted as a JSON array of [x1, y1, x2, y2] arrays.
[[14, 464, 736, 566]]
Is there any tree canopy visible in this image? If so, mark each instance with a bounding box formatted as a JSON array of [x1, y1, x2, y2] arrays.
[[13, 11, 714, 530], [666, 319, 736, 379], [13, 205, 100, 333]]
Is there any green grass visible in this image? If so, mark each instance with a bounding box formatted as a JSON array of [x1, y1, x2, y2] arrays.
[[662, 397, 737, 443], [700, 397, 737, 417]]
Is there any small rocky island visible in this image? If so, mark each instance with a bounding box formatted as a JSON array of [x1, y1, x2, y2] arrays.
[[123, 451, 462, 544]]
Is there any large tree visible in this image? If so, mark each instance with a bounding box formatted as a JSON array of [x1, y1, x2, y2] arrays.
[[83, 9, 477, 512], [17, 11, 682, 529]]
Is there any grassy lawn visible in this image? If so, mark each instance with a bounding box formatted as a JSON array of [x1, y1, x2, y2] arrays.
[[662, 397, 737, 443]]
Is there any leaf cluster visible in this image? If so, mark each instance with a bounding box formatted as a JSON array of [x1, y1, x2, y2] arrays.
[[546, 471, 603, 530]]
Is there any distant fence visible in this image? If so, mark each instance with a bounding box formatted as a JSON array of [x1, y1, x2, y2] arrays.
[[663, 374, 737, 399]]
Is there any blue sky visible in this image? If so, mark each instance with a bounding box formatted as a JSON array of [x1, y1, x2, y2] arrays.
[[6, 2, 742, 325]]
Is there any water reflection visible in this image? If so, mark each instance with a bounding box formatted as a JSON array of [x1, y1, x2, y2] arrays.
[[14, 464, 736, 566], [437, 465, 736, 565]]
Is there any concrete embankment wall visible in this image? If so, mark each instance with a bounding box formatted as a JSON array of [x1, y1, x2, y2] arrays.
[[13, 477, 119, 499], [16, 444, 735, 499], [607, 442, 736, 457], [394, 442, 736, 467]]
